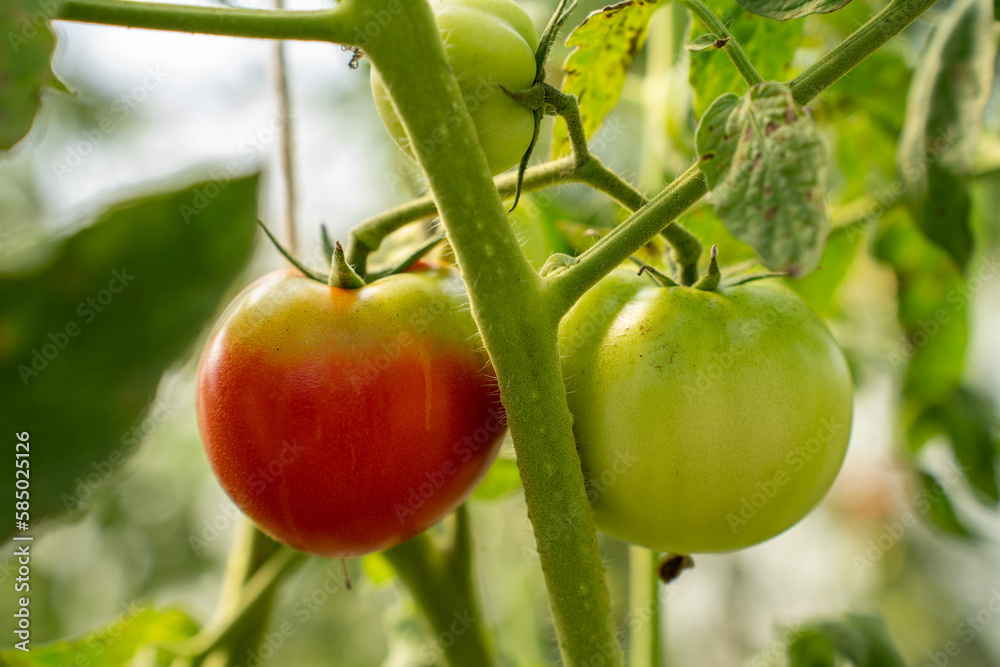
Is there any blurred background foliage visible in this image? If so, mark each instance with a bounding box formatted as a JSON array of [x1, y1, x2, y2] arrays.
[[1, 0, 999, 664]]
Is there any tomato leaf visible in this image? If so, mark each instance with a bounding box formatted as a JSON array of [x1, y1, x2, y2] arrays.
[[552, 0, 659, 158], [916, 471, 980, 540], [910, 389, 1000, 505], [735, 0, 851, 20], [0, 0, 64, 150], [688, 0, 801, 119], [696, 81, 829, 276], [786, 614, 906, 667], [0, 606, 198, 666], [685, 33, 726, 51], [0, 173, 259, 542], [897, 0, 993, 270]]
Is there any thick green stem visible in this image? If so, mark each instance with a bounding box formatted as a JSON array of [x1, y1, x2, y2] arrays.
[[362, 0, 622, 663], [57, 0, 360, 42], [790, 0, 939, 105], [383, 508, 496, 667], [680, 0, 763, 87]]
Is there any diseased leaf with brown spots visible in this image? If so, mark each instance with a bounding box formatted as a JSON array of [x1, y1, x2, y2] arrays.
[[695, 81, 828, 276], [552, 0, 659, 158]]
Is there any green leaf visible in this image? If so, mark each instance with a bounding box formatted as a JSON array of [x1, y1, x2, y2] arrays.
[[735, 0, 851, 20], [0, 0, 63, 150], [911, 388, 1000, 504], [787, 630, 836, 666], [897, 0, 993, 269], [787, 614, 906, 667], [696, 81, 829, 276], [916, 471, 979, 540], [0, 173, 260, 541], [685, 33, 727, 51], [688, 0, 802, 119], [552, 0, 659, 158], [786, 226, 860, 318], [472, 456, 522, 500], [0, 605, 198, 666]]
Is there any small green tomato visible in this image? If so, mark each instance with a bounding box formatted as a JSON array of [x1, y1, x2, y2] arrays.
[[370, 0, 538, 176]]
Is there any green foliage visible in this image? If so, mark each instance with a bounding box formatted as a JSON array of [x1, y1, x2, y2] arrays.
[[0, 0, 62, 150], [696, 81, 829, 276], [472, 456, 523, 500], [897, 0, 993, 269], [0, 174, 260, 541], [915, 471, 980, 540], [735, 0, 852, 20], [787, 614, 907, 667], [688, 0, 801, 118], [552, 0, 659, 158], [0, 606, 198, 666]]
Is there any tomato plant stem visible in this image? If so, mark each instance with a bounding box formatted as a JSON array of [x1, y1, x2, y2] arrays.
[[383, 508, 497, 667], [361, 0, 623, 662], [790, 0, 940, 105], [679, 0, 764, 88], [175, 542, 308, 663], [57, 0, 360, 42], [627, 546, 662, 667]]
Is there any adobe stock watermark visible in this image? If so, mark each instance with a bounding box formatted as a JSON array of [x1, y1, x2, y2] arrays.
[[179, 111, 292, 224], [189, 439, 306, 555], [842, 124, 964, 242], [726, 415, 847, 534], [16, 267, 135, 386], [348, 295, 452, 394], [417, 610, 478, 664], [59, 398, 174, 511], [921, 589, 1000, 667], [6, 0, 59, 54], [886, 253, 998, 373], [52, 66, 170, 181], [853, 459, 969, 575], [234, 564, 352, 667], [521, 449, 638, 564], [393, 408, 506, 523]]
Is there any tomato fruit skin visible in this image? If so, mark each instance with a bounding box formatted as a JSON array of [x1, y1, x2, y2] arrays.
[[559, 272, 853, 554], [196, 270, 506, 558], [370, 0, 538, 176]]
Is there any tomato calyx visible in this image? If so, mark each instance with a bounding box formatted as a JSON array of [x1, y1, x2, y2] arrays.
[[257, 218, 447, 290], [691, 244, 721, 291]]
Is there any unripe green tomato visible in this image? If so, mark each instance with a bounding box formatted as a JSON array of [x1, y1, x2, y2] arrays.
[[559, 271, 853, 554], [370, 0, 538, 175]]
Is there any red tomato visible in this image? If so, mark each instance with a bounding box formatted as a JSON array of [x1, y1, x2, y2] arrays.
[[196, 269, 506, 557]]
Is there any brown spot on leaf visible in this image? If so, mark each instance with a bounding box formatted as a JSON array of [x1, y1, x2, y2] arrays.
[[765, 206, 777, 221], [701, 152, 715, 160], [743, 126, 754, 143], [785, 107, 796, 123], [765, 121, 780, 136]]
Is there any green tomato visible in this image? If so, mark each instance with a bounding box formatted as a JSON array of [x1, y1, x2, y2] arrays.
[[370, 0, 538, 176], [559, 271, 853, 554]]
